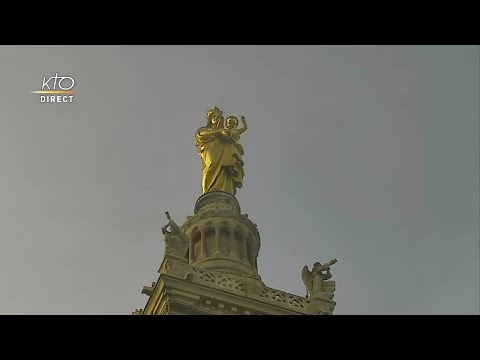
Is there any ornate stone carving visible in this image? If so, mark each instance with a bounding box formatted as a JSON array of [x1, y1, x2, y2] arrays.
[[161, 211, 189, 258], [301, 259, 338, 315], [301, 259, 337, 299], [184, 192, 261, 278]]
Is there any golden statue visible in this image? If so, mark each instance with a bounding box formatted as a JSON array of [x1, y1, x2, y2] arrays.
[[195, 106, 247, 195], [225, 115, 248, 155]]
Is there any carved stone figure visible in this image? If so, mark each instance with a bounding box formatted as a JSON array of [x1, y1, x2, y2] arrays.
[[162, 211, 189, 258], [195, 106, 246, 195], [301, 259, 337, 299]]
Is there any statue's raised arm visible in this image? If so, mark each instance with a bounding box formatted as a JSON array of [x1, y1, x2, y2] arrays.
[[238, 116, 248, 134]]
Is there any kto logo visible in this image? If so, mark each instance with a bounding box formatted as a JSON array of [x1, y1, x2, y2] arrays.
[[31, 73, 75, 103]]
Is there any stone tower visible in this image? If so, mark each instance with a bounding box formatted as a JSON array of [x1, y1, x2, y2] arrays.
[[133, 107, 337, 315]]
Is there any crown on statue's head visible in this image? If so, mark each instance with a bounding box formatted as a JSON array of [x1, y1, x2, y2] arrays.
[[207, 105, 223, 118]]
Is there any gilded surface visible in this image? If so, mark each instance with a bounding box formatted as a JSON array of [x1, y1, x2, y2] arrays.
[[195, 107, 247, 195]]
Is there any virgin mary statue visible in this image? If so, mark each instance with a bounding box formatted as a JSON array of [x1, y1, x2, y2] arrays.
[[195, 106, 245, 196]]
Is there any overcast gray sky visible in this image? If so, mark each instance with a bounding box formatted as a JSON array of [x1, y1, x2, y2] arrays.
[[0, 45, 478, 315]]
